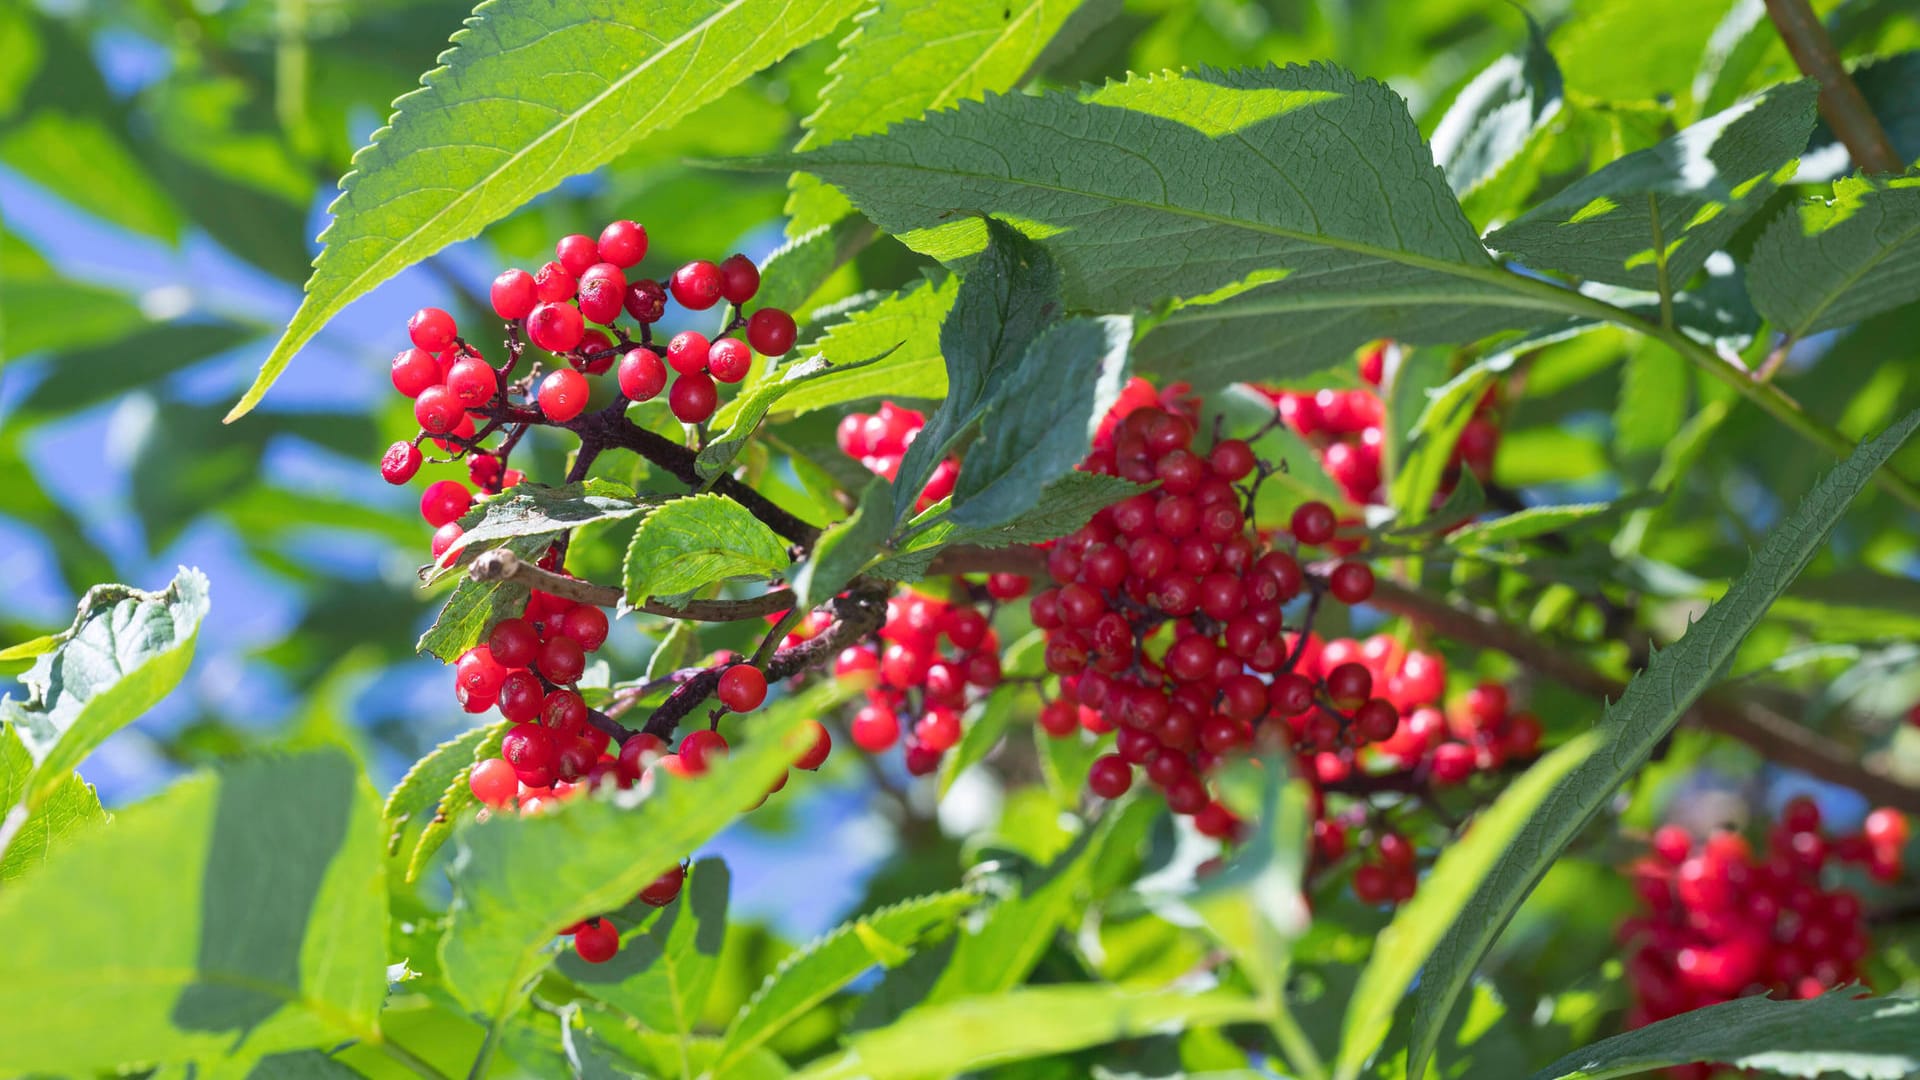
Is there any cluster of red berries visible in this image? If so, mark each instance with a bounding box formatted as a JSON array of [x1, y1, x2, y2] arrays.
[[1027, 381, 1389, 841], [831, 581, 1025, 775], [1261, 345, 1499, 506], [1621, 800, 1910, 1072], [835, 402, 960, 513], [560, 861, 690, 963]]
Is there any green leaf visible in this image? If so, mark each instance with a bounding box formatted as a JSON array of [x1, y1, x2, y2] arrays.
[[892, 217, 1064, 523], [432, 480, 652, 577], [1429, 13, 1563, 199], [698, 348, 894, 482], [1613, 342, 1692, 482], [0, 231, 149, 359], [623, 493, 792, 607], [773, 276, 960, 415], [0, 567, 209, 817], [947, 315, 1133, 529], [752, 217, 874, 315], [0, 109, 183, 241], [939, 685, 1018, 796], [407, 719, 511, 884], [1405, 408, 1920, 1080], [1335, 729, 1602, 1079], [793, 476, 892, 609], [418, 532, 551, 663], [872, 472, 1148, 582], [1486, 81, 1817, 292], [1529, 991, 1920, 1080], [439, 712, 810, 1023], [795, 986, 1266, 1080], [0, 724, 104, 883], [1444, 494, 1661, 550], [750, 65, 1569, 391], [230, 0, 866, 421], [382, 721, 500, 862], [0, 751, 386, 1075], [1747, 173, 1920, 339], [558, 858, 729, 1037], [713, 889, 980, 1072], [1390, 359, 1503, 525]]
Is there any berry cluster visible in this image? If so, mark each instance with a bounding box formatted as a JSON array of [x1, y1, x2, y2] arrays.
[[831, 581, 1025, 775], [1029, 383, 1387, 841], [1622, 800, 1910, 1069], [1262, 345, 1500, 506], [836, 402, 960, 513]]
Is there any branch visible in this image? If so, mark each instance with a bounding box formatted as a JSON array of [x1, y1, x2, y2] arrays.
[[1763, 0, 1905, 176], [465, 548, 793, 621], [1366, 577, 1920, 814]]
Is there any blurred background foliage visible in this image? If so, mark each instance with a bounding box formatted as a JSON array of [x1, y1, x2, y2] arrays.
[[4, 0, 1920, 1004]]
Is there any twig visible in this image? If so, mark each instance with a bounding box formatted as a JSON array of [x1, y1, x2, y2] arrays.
[[1763, 0, 1905, 175]]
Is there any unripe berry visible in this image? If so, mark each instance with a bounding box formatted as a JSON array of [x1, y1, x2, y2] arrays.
[[618, 347, 668, 402], [420, 480, 472, 527], [795, 720, 832, 770], [669, 371, 718, 424], [408, 307, 457, 352], [572, 917, 620, 963], [446, 356, 498, 407], [391, 347, 441, 398], [718, 664, 768, 712], [538, 368, 591, 422], [414, 384, 463, 434], [708, 337, 752, 383], [468, 757, 518, 807], [491, 269, 537, 319], [666, 331, 710, 375], [747, 308, 797, 356], [670, 260, 723, 310], [624, 279, 667, 322], [527, 301, 586, 354], [596, 220, 647, 267], [380, 441, 422, 484]]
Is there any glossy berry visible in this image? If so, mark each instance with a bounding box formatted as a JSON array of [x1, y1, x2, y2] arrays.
[[717, 254, 760, 304], [527, 301, 586, 354], [540, 689, 587, 731], [576, 263, 627, 325], [596, 220, 647, 267], [718, 664, 768, 712], [555, 233, 599, 277], [534, 261, 576, 302], [708, 338, 752, 383], [407, 307, 456, 352], [747, 308, 797, 356], [490, 269, 537, 319], [624, 279, 667, 323], [616, 733, 666, 781], [502, 722, 559, 787], [538, 368, 591, 422], [420, 480, 472, 528], [413, 384, 463, 435], [391, 347, 441, 398], [488, 617, 540, 668], [380, 441, 422, 484], [1291, 501, 1337, 545], [538, 634, 586, 684], [1329, 561, 1375, 604], [446, 356, 498, 407], [618, 347, 668, 402], [558, 605, 609, 652], [572, 918, 620, 964], [666, 331, 710, 375], [1088, 754, 1133, 799], [669, 371, 718, 424], [680, 729, 729, 774], [639, 864, 685, 906], [795, 720, 832, 770], [850, 705, 900, 752], [468, 757, 519, 807], [670, 260, 723, 310]]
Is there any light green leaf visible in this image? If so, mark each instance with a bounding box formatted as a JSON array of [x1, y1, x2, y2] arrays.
[[751, 65, 1571, 391], [753, 216, 874, 315], [382, 721, 501, 864], [1390, 359, 1502, 525], [1430, 13, 1563, 199], [1530, 991, 1920, 1080], [1444, 495, 1661, 550], [1613, 342, 1691, 482], [0, 567, 209, 816], [698, 348, 894, 482], [773, 276, 960, 415], [406, 716, 514, 884], [229, 0, 866, 421], [939, 686, 1018, 797], [0, 751, 386, 1075], [623, 493, 792, 607], [1487, 81, 1817, 292], [0, 110, 183, 241], [792, 476, 892, 610], [1335, 730, 1601, 1078], [1747, 173, 1920, 339], [0, 724, 105, 883], [1405, 408, 1920, 1080], [558, 858, 729, 1037], [795, 986, 1266, 1080], [0, 231, 149, 359], [440, 712, 811, 1027], [418, 532, 550, 662], [713, 889, 980, 1072]]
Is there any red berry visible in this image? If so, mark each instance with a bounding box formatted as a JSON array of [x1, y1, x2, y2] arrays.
[[616, 733, 666, 781], [596, 220, 647, 267], [572, 917, 620, 963], [680, 729, 729, 774], [503, 723, 559, 786], [576, 263, 627, 325], [380, 441, 422, 484], [534, 261, 577, 302], [539, 368, 591, 422], [556, 233, 599, 277], [669, 371, 718, 424], [413, 384, 463, 435], [488, 617, 540, 667], [1291, 501, 1337, 545], [456, 645, 509, 701], [618, 347, 668, 401], [446, 356, 498, 407], [747, 308, 797, 356], [468, 757, 518, 807], [527, 301, 586, 354], [1324, 662, 1372, 711], [498, 670, 543, 723], [666, 331, 710, 375], [624, 279, 666, 322], [408, 307, 457, 352], [1329, 561, 1374, 604], [639, 864, 685, 906], [1865, 808, 1910, 850], [708, 337, 752, 383], [915, 707, 961, 751], [718, 253, 760, 304], [559, 605, 609, 652], [796, 720, 832, 770], [538, 635, 587, 685], [420, 479, 472, 527], [851, 705, 899, 752], [491, 269, 537, 320], [718, 664, 768, 712], [1430, 741, 1475, 784], [670, 260, 723, 310], [391, 347, 441, 398], [1354, 864, 1393, 903], [1088, 754, 1133, 799]]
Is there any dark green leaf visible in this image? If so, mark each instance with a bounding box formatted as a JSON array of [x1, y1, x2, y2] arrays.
[[558, 858, 730, 1036], [1747, 174, 1920, 339], [623, 493, 792, 607], [793, 476, 892, 609], [432, 480, 651, 577], [418, 533, 551, 663], [753, 217, 875, 314]]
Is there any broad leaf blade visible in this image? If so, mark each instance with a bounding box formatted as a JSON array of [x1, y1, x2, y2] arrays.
[[419, 532, 551, 662], [1487, 81, 1817, 291], [406, 720, 512, 883], [871, 472, 1148, 582], [1529, 992, 1920, 1080], [558, 858, 730, 1037], [623, 493, 792, 606], [1430, 14, 1564, 199], [0, 751, 386, 1075], [382, 720, 501, 863], [792, 476, 892, 609], [698, 348, 893, 481], [430, 480, 651, 577], [0, 724, 105, 883], [229, 0, 866, 421], [1405, 408, 1920, 1079], [774, 276, 959, 415], [1747, 174, 1920, 339]]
